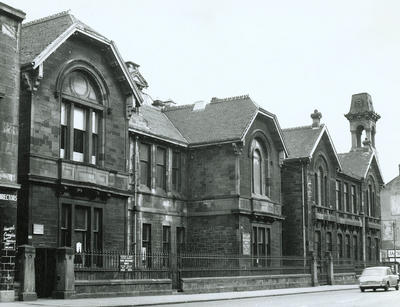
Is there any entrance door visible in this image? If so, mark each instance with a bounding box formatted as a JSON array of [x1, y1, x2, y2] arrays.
[[35, 248, 56, 297]]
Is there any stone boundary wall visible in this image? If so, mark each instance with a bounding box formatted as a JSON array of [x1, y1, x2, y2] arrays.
[[334, 272, 357, 285], [74, 279, 172, 298], [181, 274, 312, 293]]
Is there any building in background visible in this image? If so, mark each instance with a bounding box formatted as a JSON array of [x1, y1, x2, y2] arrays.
[[381, 167, 400, 265], [0, 2, 25, 297], [281, 93, 383, 278]]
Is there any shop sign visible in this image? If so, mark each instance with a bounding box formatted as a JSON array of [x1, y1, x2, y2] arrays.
[[242, 232, 251, 255], [120, 255, 134, 272], [0, 193, 17, 201]]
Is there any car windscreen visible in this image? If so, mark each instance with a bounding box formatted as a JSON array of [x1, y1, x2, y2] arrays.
[[361, 268, 386, 276]]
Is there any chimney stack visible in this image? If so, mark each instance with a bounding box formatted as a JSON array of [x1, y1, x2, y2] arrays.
[[311, 110, 322, 128]]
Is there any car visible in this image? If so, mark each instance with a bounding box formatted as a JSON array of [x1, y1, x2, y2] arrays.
[[359, 266, 399, 292]]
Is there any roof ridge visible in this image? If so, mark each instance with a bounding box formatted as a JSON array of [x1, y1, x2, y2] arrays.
[[23, 10, 72, 27], [163, 104, 195, 112], [282, 123, 325, 131], [210, 94, 250, 103]]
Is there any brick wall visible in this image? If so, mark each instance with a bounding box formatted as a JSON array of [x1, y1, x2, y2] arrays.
[[187, 214, 239, 254], [281, 161, 305, 256], [26, 36, 128, 172], [0, 11, 22, 187], [188, 144, 236, 199]]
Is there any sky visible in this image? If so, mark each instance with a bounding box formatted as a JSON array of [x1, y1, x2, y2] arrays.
[[7, 0, 400, 182]]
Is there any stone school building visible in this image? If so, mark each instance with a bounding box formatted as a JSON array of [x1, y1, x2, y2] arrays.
[[0, 2, 384, 300]]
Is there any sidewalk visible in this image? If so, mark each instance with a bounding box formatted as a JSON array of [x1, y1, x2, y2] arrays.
[[1, 284, 358, 307]]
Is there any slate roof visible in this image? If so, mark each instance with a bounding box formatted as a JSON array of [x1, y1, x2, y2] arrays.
[[338, 151, 374, 180], [129, 105, 187, 145], [21, 11, 106, 65], [162, 96, 258, 146], [282, 125, 324, 159]]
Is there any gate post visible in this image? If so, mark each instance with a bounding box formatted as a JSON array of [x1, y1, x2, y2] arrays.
[[170, 246, 178, 289], [325, 252, 334, 285], [309, 252, 319, 286], [52, 247, 75, 299], [17, 245, 37, 301]]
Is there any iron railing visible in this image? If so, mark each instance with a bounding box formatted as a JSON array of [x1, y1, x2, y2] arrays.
[[178, 253, 311, 278], [74, 250, 170, 280]]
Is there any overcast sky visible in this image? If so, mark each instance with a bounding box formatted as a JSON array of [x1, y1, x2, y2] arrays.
[[7, 0, 400, 182]]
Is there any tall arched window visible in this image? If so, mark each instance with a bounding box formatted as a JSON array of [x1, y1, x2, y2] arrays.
[[366, 177, 376, 217], [59, 70, 105, 165], [253, 149, 262, 195], [337, 233, 343, 258], [314, 157, 329, 206], [251, 139, 269, 196]]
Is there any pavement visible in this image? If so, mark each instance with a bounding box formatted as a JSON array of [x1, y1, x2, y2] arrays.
[[0, 284, 358, 307]]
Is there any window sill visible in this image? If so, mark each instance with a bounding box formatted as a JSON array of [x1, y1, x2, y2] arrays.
[[251, 194, 272, 202]]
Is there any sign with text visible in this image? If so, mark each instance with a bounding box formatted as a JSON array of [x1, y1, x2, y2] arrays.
[[391, 195, 400, 215], [2, 225, 16, 250], [382, 221, 394, 241], [387, 250, 400, 258], [120, 255, 134, 272], [0, 193, 17, 201], [33, 224, 44, 235], [242, 232, 251, 255]]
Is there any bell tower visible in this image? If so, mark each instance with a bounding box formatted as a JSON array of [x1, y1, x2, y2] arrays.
[[345, 93, 380, 151]]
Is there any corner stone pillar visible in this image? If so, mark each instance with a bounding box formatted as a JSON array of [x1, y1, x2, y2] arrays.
[[52, 247, 75, 299], [325, 252, 334, 285], [18, 245, 37, 301], [309, 252, 319, 287]]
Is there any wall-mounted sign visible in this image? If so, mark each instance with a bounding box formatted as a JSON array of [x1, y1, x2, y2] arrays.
[[242, 232, 251, 255], [0, 193, 17, 201], [33, 224, 44, 235], [387, 250, 400, 258], [2, 225, 16, 250], [120, 255, 134, 272]]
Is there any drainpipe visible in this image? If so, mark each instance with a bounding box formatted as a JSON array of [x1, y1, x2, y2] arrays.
[[133, 135, 139, 254], [302, 162, 307, 260]]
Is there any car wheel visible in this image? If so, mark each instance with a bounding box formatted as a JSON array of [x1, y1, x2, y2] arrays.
[[384, 282, 389, 291], [396, 283, 399, 291], [360, 287, 365, 292], [373, 288, 376, 291]]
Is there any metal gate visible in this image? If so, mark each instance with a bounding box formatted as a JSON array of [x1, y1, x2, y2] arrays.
[[317, 258, 328, 285], [35, 248, 56, 298]]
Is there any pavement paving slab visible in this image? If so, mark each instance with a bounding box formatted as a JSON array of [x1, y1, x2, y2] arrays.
[[0, 284, 358, 307]]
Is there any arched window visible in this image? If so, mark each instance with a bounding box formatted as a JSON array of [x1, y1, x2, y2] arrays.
[[337, 234, 343, 258], [251, 139, 269, 196], [317, 167, 323, 205], [253, 149, 262, 194], [366, 177, 376, 217], [60, 70, 105, 165], [314, 157, 329, 206]]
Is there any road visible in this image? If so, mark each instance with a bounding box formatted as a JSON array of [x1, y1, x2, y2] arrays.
[[151, 288, 400, 307]]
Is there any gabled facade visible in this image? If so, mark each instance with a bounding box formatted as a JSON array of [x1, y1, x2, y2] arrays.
[[128, 96, 288, 259], [16, 11, 142, 257], [281, 94, 384, 268]]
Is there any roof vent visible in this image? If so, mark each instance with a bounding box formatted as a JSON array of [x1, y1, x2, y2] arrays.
[[193, 100, 207, 111]]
